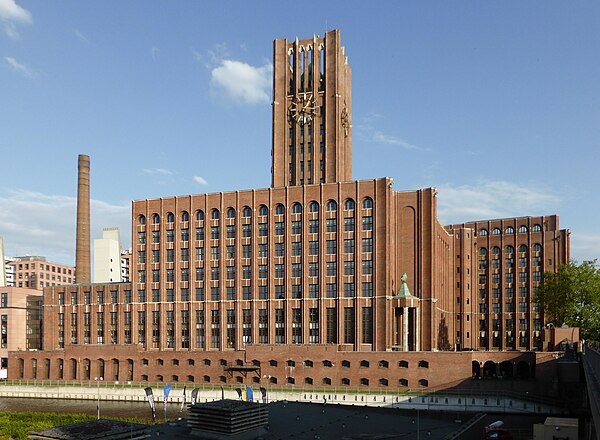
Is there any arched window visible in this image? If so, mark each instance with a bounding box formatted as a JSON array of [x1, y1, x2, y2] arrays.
[[139, 215, 146, 225], [304, 360, 313, 367], [157, 375, 163, 382], [519, 244, 528, 253], [479, 229, 488, 237], [187, 375, 194, 382], [152, 214, 160, 224], [259, 205, 268, 216], [418, 360, 429, 368], [492, 228, 501, 236], [211, 209, 220, 220], [379, 378, 388, 387], [203, 375, 210, 383], [304, 377, 313, 385], [242, 206, 252, 217], [322, 377, 332, 385], [167, 212, 174, 223], [518, 226, 528, 234], [418, 379, 429, 387], [492, 246, 501, 255], [344, 199, 355, 211], [532, 224, 542, 232], [269, 360, 278, 367], [399, 360, 409, 368], [292, 203, 302, 214], [203, 359, 211, 366], [341, 377, 350, 386], [172, 375, 179, 382], [287, 377, 295, 385], [323, 360, 333, 368], [196, 210, 204, 221], [181, 211, 189, 222], [360, 378, 369, 386], [505, 226, 514, 235], [362, 197, 373, 209], [227, 208, 236, 218], [506, 245, 514, 254], [533, 243, 542, 252], [287, 360, 295, 367], [360, 360, 369, 368], [379, 360, 389, 368], [326, 200, 337, 212], [479, 248, 487, 257], [399, 378, 408, 387], [275, 204, 285, 215], [341, 360, 351, 368], [309, 201, 319, 213], [269, 376, 278, 384]]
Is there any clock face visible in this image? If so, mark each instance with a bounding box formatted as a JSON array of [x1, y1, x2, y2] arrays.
[[289, 93, 315, 124]]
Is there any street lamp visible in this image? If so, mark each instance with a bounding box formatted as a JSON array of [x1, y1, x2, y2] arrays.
[[95, 376, 103, 419]]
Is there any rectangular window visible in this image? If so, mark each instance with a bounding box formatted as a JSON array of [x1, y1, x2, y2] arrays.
[[258, 223, 268, 237], [211, 310, 220, 349], [309, 262, 319, 277], [292, 242, 302, 256], [362, 307, 373, 344], [308, 284, 319, 298], [275, 264, 284, 278], [227, 286, 235, 301], [344, 307, 355, 344], [211, 287, 220, 301], [211, 226, 220, 240], [344, 239, 355, 254], [326, 240, 336, 255], [362, 238, 373, 253], [275, 284, 285, 299], [152, 231, 160, 244], [242, 265, 251, 279], [226, 225, 235, 239], [211, 246, 220, 260], [242, 224, 252, 238], [242, 245, 251, 259], [259, 309, 268, 343], [344, 217, 354, 232], [259, 265, 268, 279], [362, 216, 373, 231], [344, 261, 355, 276], [196, 227, 204, 241], [344, 283, 355, 298], [275, 242, 284, 257], [326, 218, 337, 233], [309, 241, 319, 256], [182, 268, 190, 281], [326, 283, 337, 298], [181, 248, 189, 262], [181, 229, 189, 242], [256, 244, 267, 259], [326, 307, 337, 343], [242, 309, 252, 344], [196, 287, 205, 301], [227, 266, 236, 280], [196, 247, 204, 261], [152, 289, 160, 302], [138, 290, 146, 302], [196, 267, 204, 281], [326, 261, 337, 277], [292, 308, 302, 343], [243, 286, 251, 300], [309, 220, 319, 234], [275, 222, 284, 236], [226, 245, 235, 259], [309, 308, 319, 344], [275, 308, 285, 344], [196, 310, 205, 349], [292, 284, 302, 299], [259, 285, 268, 299], [152, 250, 160, 263], [362, 282, 373, 297], [292, 221, 302, 235], [292, 263, 302, 278]]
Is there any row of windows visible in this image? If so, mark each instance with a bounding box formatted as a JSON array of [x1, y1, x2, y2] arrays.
[[479, 244, 543, 257], [11, 263, 73, 274], [138, 198, 374, 225], [137, 218, 372, 246], [479, 224, 542, 237]]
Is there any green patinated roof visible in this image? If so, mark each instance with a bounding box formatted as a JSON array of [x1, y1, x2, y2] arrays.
[[396, 273, 414, 299]]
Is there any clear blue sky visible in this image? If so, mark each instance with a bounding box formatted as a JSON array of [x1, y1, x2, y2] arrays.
[[1, 1, 599, 265]]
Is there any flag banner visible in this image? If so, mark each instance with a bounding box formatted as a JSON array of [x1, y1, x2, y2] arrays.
[[144, 387, 156, 422], [163, 385, 173, 421], [180, 386, 187, 413], [191, 388, 199, 405], [246, 386, 253, 402]]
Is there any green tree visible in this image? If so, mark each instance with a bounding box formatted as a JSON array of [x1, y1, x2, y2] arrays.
[[536, 260, 600, 341]]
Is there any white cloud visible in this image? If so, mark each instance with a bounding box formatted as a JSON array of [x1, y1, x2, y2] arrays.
[[372, 131, 422, 150], [436, 179, 562, 225], [73, 29, 90, 44], [143, 168, 173, 176], [0, 0, 32, 39], [193, 176, 208, 186], [4, 56, 34, 77], [0, 190, 130, 266], [210, 59, 272, 105], [569, 232, 600, 264]]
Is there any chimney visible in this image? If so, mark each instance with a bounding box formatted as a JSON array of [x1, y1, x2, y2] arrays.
[[75, 154, 91, 284]]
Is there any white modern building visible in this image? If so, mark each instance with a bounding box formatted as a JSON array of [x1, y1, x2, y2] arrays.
[[93, 228, 123, 283]]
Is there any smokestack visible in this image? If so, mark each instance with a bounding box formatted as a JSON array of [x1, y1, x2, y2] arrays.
[[75, 154, 91, 284]]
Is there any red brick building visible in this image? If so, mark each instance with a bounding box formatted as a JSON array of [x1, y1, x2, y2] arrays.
[[9, 30, 569, 390]]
